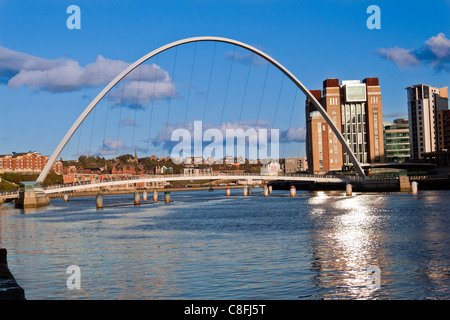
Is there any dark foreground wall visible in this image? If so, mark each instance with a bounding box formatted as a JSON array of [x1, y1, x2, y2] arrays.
[[0, 248, 26, 300]]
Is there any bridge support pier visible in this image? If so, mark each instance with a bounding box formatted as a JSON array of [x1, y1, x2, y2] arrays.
[[15, 182, 49, 209], [243, 186, 248, 197], [226, 188, 231, 196], [164, 192, 171, 203], [346, 183, 352, 196], [153, 191, 158, 202], [411, 181, 418, 195], [64, 194, 69, 202], [134, 192, 140, 205], [248, 187, 252, 195], [268, 185, 272, 194], [143, 191, 147, 201], [399, 176, 411, 192], [290, 186, 296, 197], [96, 193, 103, 209], [263, 186, 269, 197]]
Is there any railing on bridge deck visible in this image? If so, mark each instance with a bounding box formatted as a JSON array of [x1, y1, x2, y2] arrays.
[[0, 190, 19, 197], [41, 172, 360, 192]]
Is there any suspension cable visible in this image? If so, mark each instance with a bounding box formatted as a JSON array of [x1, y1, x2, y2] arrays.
[[115, 81, 126, 156], [87, 103, 97, 157], [131, 64, 142, 154], [146, 55, 159, 155], [75, 121, 83, 160], [219, 45, 236, 127], [271, 75, 284, 130], [237, 53, 254, 127], [201, 42, 217, 124], [164, 46, 178, 141], [255, 63, 270, 128], [282, 89, 298, 158], [102, 91, 111, 145], [184, 42, 197, 129]]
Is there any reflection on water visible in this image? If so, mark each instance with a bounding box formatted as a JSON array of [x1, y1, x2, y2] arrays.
[[306, 194, 387, 299], [1, 189, 450, 299]]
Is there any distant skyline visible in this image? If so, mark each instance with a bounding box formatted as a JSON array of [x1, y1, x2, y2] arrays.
[[1, 0, 449, 160]]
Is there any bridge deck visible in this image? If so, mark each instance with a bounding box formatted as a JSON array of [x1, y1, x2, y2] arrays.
[[41, 173, 359, 194]]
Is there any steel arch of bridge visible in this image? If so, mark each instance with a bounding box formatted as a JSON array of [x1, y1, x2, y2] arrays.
[[36, 36, 366, 183]]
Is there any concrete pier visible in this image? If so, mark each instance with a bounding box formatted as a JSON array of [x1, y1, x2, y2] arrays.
[[263, 186, 269, 197], [153, 191, 158, 202], [15, 190, 49, 209], [346, 183, 352, 196], [290, 186, 296, 197], [164, 191, 171, 203], [226, 188, 231, 196], [243, 186, 248, 197], [0, 248, 26, 300], [134, 192, 140, 205], [248, 187, 252, 195], [143, 191, 147, 201], [411, 181, 418, 195], [268, 185, 272, 194], [399, 176, 412, 192], [64, 194, 69, 202], [96, 193, 103, 209]]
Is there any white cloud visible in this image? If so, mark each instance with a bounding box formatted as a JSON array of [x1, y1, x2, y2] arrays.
[[377, 46, 420, 67], [377, 33, 450, 72], [96, 137, 128, 155], [425, 33, 450, 59], [226, 51, 268, 67], [281, 126, 306, 142], [0, 45, 177, 98], [110, 78, 177, 109], [120, 117, 137, 127]]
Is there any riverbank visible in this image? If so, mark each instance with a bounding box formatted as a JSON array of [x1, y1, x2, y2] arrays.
[[0, 248, 26, 300]]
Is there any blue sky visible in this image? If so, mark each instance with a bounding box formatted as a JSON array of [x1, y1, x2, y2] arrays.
[[0, 0, 449, 160]]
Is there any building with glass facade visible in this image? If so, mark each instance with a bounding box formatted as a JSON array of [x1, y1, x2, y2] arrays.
[[383, 118, 410, 163], [305, 77, 384, 174]]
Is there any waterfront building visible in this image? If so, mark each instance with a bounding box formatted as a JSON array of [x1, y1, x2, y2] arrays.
[[437, 109, 450, 152], [0, 151, 62, 175], [183, 167, 213, 176], [306, 77, 384, 174], [284, 157, 308, 173], [260, 161, 280, 176], [383, 118, 410, 163], [406, 84, 448, 160]]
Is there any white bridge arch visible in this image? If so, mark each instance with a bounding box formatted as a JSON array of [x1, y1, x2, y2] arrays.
[[37, 36, 366, 183]]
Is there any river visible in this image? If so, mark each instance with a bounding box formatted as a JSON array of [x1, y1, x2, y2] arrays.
[[0, 189, 449, 299]]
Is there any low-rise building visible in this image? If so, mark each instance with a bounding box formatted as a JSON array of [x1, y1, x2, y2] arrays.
[[183, 167, 213, 176], [284, 157, 308, 173], [260, 162, 281, 176], [0, 151, 62, 174]]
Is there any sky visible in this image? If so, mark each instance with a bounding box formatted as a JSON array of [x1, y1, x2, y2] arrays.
[[0, 0, 449, 160]]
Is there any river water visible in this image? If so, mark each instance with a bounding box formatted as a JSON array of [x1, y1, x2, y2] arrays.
[[0, 189, 449, 300]]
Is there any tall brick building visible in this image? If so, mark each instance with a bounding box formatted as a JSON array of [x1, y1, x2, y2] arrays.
[[306, 77, 384, 174]]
